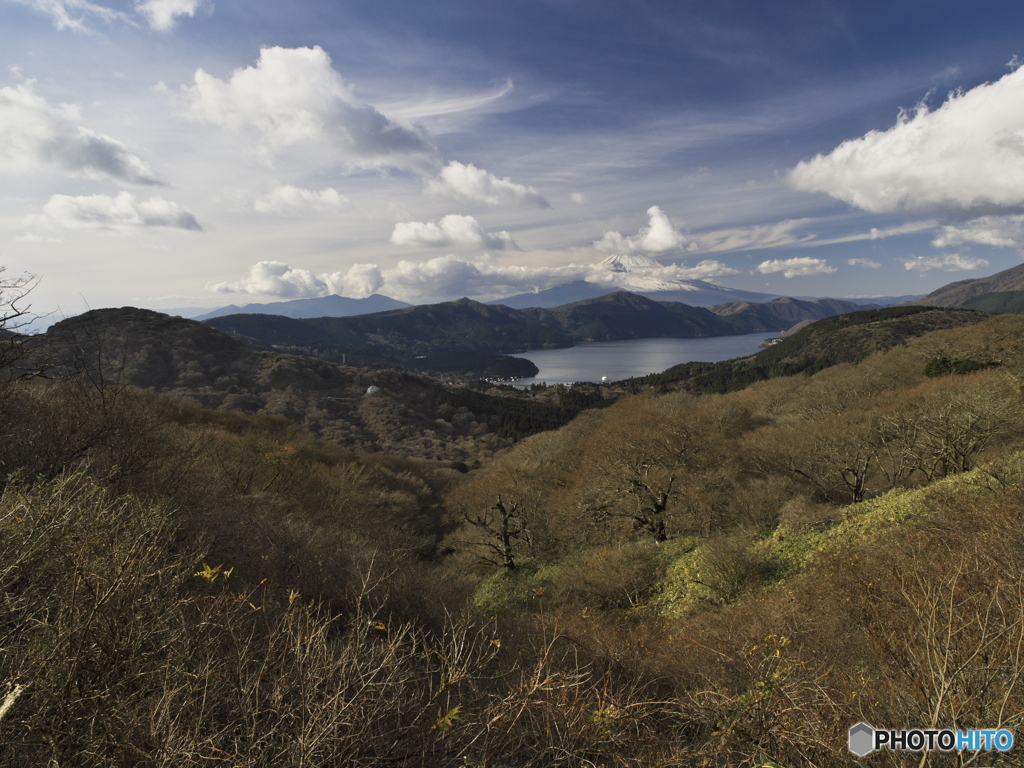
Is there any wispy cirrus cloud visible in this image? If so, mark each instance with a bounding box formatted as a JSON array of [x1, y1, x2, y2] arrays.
[[6, 0, 129, 32], [376, 79, 515, 134], [597, 206, 816, 257], [693, 219, 816, 253], [9, 0, 204, 31], [0, 81, 164, 184]]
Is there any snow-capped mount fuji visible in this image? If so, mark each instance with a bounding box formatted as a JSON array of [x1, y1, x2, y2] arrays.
[[493, 255, 783, 309], [593, 254, 697, 293], [598, 254, 664, 272]]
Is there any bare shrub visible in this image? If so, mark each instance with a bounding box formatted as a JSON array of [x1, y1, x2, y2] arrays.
[[550, 542, 666, 612], [696, 532, 774, 606]]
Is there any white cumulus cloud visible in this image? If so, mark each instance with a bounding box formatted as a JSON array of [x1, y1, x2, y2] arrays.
[[756, 257, 837, 278], [181, 46, 437, 172], [135, 0, 202, 31], [210, 251, 745, 304], [596, 205, 689, 255], [30, 191, 201, 230], [340, 263, 385, 297], [208, 260, 337, 298], [848, 258, 883, 269], [789, 65, 1024, 215], [932, 215, 1024, 252], [902, 253, 989, 272], [209, 256, 587, 301], [253, 185, 350, 214], [428, 161, 549, 208], [390, 214, 518, 250], [0, 82, 163, 184]]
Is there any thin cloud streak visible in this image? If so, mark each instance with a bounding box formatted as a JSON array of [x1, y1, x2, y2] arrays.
[[6, 0, 130, 32]]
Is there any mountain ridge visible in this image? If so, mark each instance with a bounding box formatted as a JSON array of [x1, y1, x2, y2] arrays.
[[913, 262, 1024, 308], [195, 293, 411, 321], [203, 290, 871, 358]]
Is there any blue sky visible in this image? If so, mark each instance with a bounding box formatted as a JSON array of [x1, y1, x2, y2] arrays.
[[5, 0, 1024, 319]]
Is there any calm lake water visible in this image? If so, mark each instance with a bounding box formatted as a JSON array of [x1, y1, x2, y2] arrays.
[[510, 333, 776, 386]]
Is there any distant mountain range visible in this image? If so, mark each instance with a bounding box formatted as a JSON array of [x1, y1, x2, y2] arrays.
[[491, 279, 787, 309], [491, 255, 784, 308], [184, 254, 914, 321], [193, 293, 410, 321], [203, 290, 870, 359]]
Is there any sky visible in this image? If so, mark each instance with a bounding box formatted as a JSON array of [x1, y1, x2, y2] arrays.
[[5, 0, 1024, 323]]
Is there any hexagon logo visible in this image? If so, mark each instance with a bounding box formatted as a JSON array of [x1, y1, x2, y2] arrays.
[[848, 721, 875, 757]]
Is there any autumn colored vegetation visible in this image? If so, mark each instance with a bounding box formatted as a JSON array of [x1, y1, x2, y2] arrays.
[[4, 273, 1024, 765]]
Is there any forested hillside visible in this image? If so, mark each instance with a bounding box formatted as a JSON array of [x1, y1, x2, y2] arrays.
[[4, 279, 1024, 766], [625, 305, 987, 393]]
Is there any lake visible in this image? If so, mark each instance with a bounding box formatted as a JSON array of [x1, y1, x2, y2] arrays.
[[510, 333, 777, 385]]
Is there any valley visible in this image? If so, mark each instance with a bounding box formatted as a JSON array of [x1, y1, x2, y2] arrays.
[[4, 263, 1024, 766]]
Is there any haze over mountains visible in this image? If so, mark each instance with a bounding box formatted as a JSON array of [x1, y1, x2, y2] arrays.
[[187, 254, 916, 321], [487, 255, 787, 308]]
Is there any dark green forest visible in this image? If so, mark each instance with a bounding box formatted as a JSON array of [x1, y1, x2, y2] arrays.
[[4, 270, 1024, 766]]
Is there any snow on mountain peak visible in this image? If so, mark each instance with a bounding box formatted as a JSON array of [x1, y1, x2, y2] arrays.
[[597, 254, 663, 272]]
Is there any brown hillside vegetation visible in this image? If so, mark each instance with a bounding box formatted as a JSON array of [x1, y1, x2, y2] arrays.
[[4, 292, 1024, 765]]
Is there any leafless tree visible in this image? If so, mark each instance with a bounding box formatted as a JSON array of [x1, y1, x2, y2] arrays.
[[0, 267, 39, 373]]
